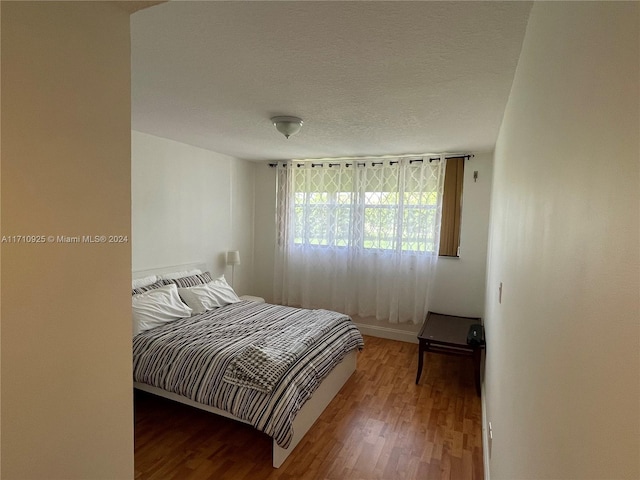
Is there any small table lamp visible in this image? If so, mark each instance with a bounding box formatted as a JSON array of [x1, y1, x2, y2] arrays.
[[226, 250, 240, 287]]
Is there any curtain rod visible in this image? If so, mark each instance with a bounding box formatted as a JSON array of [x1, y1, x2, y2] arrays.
[[268, 154, 473, 168]]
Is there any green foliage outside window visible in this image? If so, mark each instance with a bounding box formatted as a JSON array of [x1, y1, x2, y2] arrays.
[[292, 189, 438, 253]]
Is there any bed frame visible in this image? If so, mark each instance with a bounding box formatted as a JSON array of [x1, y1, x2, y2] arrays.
[[132, 263, 358, 468], [135, 350, 356, 468]]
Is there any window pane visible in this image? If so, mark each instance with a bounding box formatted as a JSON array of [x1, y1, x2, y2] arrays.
[[289, 161, 445, 254], [334, 192, 352, 246], [363, 205, 395, 250]]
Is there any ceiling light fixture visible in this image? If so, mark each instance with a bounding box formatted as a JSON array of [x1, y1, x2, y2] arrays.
[[271, 116, 303, 139]]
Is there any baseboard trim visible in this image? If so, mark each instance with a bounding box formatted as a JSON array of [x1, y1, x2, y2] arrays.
[[482, 382, 491, 480], [354, 322, 418, 344]]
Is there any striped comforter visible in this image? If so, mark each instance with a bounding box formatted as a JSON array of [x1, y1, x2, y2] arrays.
[[133, 300, 364, 448]]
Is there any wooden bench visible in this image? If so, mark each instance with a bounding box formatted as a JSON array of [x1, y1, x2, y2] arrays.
[[416, 311, 484, 396]]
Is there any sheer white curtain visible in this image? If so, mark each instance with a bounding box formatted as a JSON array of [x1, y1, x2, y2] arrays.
[[274, 156, 445, 324]]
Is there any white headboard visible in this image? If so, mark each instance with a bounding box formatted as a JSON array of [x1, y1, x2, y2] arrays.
[[132, 262, 209, 280]]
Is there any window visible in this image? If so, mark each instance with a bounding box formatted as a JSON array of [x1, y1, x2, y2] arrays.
[[274, 155, 466, 324], [282, 156, 464, 255], [286, 159, 443, 254]]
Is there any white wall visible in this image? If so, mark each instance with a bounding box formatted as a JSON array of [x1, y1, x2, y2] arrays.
[[485, 2, 639, 479], [1, 2, 134, 478], [132, 131, 256, 296], [430, 151, 492, 318], [253, 164, 278, 302], [252, 155, 492, 338], [231, 155, 256, 296]]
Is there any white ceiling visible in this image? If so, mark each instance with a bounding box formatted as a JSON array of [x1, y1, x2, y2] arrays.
[[131, 1, 532, 162]]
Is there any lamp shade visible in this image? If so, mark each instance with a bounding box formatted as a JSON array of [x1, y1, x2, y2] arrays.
[[226, 250, 241, 265], [271, 116, 303, 139]]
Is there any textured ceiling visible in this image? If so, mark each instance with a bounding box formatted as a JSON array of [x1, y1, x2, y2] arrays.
[[131, 1, 532, 161]]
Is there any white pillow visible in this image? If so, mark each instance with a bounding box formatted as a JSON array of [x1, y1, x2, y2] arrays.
[[132, 284, 193, 336], [159, 269, 202, 281], [132, 275, 159, 290], [178, 276, 241, 315]]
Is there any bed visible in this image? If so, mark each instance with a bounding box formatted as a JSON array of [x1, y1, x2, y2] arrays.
[[131, 264, 364, 468]]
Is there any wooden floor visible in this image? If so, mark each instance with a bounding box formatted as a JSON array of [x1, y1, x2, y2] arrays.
[[134, 335, 483, 480]]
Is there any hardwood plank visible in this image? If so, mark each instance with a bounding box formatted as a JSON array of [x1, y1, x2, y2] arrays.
[[135, 335, 483, 479]]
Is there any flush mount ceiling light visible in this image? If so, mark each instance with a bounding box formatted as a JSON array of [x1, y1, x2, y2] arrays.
[[271, 116, 303, 139]]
